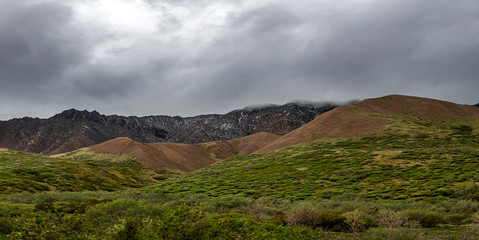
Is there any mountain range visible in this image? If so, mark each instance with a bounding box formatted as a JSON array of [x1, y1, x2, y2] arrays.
[[0, 102, 335, 155], [1, 95, 478, 173], [94, 95, 479, 170]]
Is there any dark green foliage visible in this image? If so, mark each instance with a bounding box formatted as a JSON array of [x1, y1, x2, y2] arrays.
[[287, 211, 346, 231], [58, 199, 111, 214], [117, 217, 141, 240], [451, 124, 474, 136], [34, 202, 55, 212], [153, 205, 208, 239], [0, 217, 13, 234], [404, 210, 444, 228], [455, 184, 479, 200]]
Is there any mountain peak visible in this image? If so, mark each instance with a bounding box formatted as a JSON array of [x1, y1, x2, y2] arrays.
[[54, 109, 103, 121]]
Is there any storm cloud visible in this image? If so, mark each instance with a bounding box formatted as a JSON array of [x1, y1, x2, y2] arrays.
[[1, 0, 478, 119]]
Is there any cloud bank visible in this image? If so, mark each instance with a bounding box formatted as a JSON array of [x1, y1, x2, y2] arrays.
[[1, 0, 478, 119]]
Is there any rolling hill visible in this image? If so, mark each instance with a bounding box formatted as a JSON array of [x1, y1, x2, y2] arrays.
[[1, 94, 478, 192], [147, 95, 479, 201], [60, 95, 479, 173], [0, 148, 158, 193], [256, 95, 479, 153], [89, 137, 213, 171], [88, 132, 282, 171]]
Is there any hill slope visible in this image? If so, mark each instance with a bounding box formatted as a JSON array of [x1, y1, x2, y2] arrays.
[[256, 95, 479, 153], [0, 102, 335, 155], [0, 148, 158, 194], [89, 132, 282, 171], [90, 138, 214, 171], [148, 119, 479, 201], [144, 95, 479, 201]]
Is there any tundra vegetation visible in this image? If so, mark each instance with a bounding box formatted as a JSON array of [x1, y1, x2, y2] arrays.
[[0, 119, 479, 239]]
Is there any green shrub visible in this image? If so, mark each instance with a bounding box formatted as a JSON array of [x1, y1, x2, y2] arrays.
[[58, 199, 111, 214], [117, 217, 141, 240], [344, 211, 374, 232], [0, 217, 14, 234], [287, 211, 346, 231], [445, 213, 469, 225], [153, 205, 207, 239], [34, 202, 55, 212], [211, 195, 252, 212], [404, 210, 444, 228], [455, 184, 479, 200]]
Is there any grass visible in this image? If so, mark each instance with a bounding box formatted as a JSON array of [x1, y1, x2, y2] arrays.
[[145, 127, 479, 202], [0, 148, 158, 193]]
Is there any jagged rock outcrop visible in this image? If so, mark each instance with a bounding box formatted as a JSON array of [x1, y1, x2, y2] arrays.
[[0, 102, 336, 154]]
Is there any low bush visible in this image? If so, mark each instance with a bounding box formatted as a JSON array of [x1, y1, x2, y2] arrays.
[[404, 210, 444, 228], [34, 202, 55, 213], [0, 217, 14, 235], [287, 210, 346, 231]]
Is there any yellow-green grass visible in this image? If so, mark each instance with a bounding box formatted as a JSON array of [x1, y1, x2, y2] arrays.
[[0, 149, 158, 194]]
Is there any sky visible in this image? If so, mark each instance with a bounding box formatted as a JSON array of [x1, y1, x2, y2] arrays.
[[1, 0, 478, 119]]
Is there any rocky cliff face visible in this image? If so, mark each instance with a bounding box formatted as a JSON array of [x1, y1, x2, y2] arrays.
[[0, 102, 336, 155]]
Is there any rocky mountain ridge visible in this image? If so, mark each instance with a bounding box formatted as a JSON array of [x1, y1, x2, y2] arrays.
[[0, 102, 336, 155]]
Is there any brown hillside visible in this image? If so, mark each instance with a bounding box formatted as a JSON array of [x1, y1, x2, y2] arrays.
[[90, 137, 213, 171], [256, 95, 479, 153], [147, 143, 214, 171], [48, 136, 96, 155], [202, 132, 282, 160], [355, 95, 479, 120], [90, 132, 281, 171]]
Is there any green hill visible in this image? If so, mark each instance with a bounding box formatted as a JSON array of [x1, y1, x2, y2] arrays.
[[0, 148, 158, 193], [148, 129, 479, 202], [147, 95, 479, 202]]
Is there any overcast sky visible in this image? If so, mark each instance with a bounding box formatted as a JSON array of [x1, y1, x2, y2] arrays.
[[1, 0, 478, 119]]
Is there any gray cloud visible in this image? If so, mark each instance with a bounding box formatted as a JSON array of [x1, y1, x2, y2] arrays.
[[0, 0, 478, 119], [299, 0, 479, 95], [0, 1, 88, 94]]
